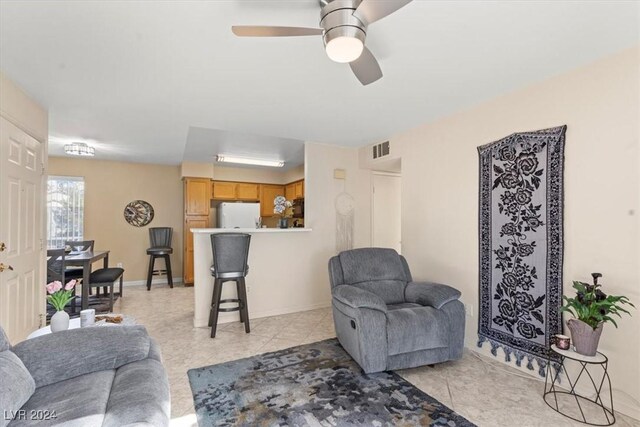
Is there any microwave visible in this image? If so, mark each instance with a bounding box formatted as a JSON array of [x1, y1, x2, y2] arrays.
[[292, 198, 304, 218]]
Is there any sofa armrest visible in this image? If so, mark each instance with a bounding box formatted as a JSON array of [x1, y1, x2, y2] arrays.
[[12, 325, 151, 388], [405, 281, 462, 309], [333, 285, 387, 313]]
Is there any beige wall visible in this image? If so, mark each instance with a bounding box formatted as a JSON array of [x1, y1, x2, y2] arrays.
[[0, 72, 48, 143], [48, 157, 183, 282], [360, 46, 640, 417]]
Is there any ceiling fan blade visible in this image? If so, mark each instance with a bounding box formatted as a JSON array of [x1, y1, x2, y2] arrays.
[[349, 47, 383, 86], [232, 26, 324, 37], [353, 0, 413, 25]]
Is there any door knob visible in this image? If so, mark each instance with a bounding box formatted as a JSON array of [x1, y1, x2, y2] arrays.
[[0, 263, 13, 272], [0, 242, 5, 252]]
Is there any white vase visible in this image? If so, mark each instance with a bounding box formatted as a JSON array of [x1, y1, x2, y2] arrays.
[[50, 310, 70, 332]]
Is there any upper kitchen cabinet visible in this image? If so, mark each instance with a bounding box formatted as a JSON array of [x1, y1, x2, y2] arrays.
[[184, 178, 211, 216], [211, 181, 237, 200], [260, 184, 285, 217], [285, 180, 304, 200], [212, 181, 260, 201], [236, 183, 260, 200], [295, 180, 304, 199], [285, 183, 296, 201]]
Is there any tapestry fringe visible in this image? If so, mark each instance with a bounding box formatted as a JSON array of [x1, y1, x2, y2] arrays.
[[477, 336, 558, 378]]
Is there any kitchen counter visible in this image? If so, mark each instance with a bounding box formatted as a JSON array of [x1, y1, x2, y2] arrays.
[[191, 228, 312, 234], [190, 227, 320, 328]]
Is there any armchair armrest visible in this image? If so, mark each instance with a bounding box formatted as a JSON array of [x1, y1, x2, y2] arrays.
[[405, 281, 462, 309], [333, 285, 387, 313], [12, 325, 151, 388]]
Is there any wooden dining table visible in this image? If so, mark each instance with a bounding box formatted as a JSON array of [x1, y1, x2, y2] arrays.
[[64, 250, 110, 310]]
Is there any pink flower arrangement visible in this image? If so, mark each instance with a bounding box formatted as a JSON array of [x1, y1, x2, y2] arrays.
[[45, 280, 77, 312]]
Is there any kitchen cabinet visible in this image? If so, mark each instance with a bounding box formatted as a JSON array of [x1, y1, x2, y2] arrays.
[[212, 181, 237, 200], [185, 178, 211, 216], [285, 183, 296, 201], [285, 180, 304, 201], [183, 216, 209, 285], [236, 183, 260, 200], [260, 184, 285, 217], [295, 181, 304, 199], [211, 181, 260, 201], [183, 177, 212, 285]]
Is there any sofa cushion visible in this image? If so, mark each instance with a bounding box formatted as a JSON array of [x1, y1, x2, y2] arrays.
[[339, 248, 408, 284], [8, 369, 115, 427], [0, 351, 35, 427], [387, 302, 422, 311], [352, 280, 407, 305], [0, 326, 10, 352], [386, 306, 450, 355], [102, 358, 171, 427], [12, 326, 150, 388]]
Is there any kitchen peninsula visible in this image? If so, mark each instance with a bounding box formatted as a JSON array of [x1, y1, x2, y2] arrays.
[[191, 227, 313, 328]]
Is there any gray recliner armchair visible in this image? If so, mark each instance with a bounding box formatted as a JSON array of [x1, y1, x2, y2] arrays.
[[329, 248, 465, 373]]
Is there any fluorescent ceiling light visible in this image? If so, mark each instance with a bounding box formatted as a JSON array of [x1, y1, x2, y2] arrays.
[[64, 142, 95, 156], [216, 155, 285, 168]]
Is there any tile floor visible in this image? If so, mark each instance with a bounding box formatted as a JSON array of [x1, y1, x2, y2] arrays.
[[114, 284, 639, 427]]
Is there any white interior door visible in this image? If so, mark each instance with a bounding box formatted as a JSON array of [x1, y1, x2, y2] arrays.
[[372, 173, 402, 253], [0, 117, 43, 343]]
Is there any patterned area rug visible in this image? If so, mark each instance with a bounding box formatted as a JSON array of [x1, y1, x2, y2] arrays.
[[477, 126, 566, 376], [188, 339, 476, 427]]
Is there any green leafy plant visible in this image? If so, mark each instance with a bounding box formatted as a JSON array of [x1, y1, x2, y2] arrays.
[[46, 280, 77, 312], [561, 273, 634, 329]]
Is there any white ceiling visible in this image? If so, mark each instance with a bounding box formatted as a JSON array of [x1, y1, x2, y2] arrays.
[[0, 1, 638, 165], [185, 126, 305, 170]]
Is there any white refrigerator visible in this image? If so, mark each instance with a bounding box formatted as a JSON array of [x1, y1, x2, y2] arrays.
[[217, 202, 261, 229]]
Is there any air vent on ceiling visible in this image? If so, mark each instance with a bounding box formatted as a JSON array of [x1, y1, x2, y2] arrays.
[[372, 141, 390, 159]]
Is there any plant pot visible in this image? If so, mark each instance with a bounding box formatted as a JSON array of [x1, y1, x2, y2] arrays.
[[567, 319, 603, 356], [50, 310, 70, 333], [278, 218, 289, 229]]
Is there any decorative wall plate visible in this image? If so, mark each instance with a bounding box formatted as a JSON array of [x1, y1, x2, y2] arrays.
[[124, 200, 154, 227]]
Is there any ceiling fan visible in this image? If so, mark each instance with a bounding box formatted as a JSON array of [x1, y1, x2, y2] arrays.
[[232, 0, 413, 86]]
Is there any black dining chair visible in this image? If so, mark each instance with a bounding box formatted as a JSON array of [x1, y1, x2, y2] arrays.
[[64, 240, 94, 278], [146, 227, 173, 291], [208, 233, 251, 338], [46, 248, 77, 313]]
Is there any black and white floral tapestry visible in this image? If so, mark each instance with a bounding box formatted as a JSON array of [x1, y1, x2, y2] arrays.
[[477, 126, 565, 376]]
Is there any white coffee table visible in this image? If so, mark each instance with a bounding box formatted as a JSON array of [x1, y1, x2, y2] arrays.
[[27, 315, 135, 339]]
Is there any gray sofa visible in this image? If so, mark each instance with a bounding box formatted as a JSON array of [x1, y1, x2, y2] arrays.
[[0, 325, 170, 427], [329, 248, 465, 373]]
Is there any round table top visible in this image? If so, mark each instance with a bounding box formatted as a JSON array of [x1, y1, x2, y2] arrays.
[[27, 315, 135, 339], [551, 344, 607, 363]]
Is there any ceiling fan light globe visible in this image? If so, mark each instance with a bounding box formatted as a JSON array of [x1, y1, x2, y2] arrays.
[[325, 36, 364, 63]]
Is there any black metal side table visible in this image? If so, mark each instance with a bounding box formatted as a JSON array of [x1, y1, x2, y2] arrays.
[[544, 344, 614, 426]]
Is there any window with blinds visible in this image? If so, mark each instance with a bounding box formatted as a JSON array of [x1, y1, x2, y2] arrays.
[[47, 176, 84, 249]]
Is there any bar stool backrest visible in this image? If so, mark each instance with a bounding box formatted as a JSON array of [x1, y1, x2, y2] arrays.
[[210, 233, 251, 279], [46, 248, 66, 283], [65, 240, 95, 252], [149, 227, 173, 248]]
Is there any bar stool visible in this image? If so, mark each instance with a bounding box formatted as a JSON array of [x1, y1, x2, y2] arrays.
[[146, 227, 173, 291], [208, 233, 251, 338]]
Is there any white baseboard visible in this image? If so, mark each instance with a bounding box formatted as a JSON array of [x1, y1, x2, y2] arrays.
[[122, 278, 183, 287]]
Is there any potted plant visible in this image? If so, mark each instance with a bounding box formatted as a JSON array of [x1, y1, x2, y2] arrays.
[[46, 279, 78, 332], [274, 196, 293, 229], [561, 273, 634, 356]]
